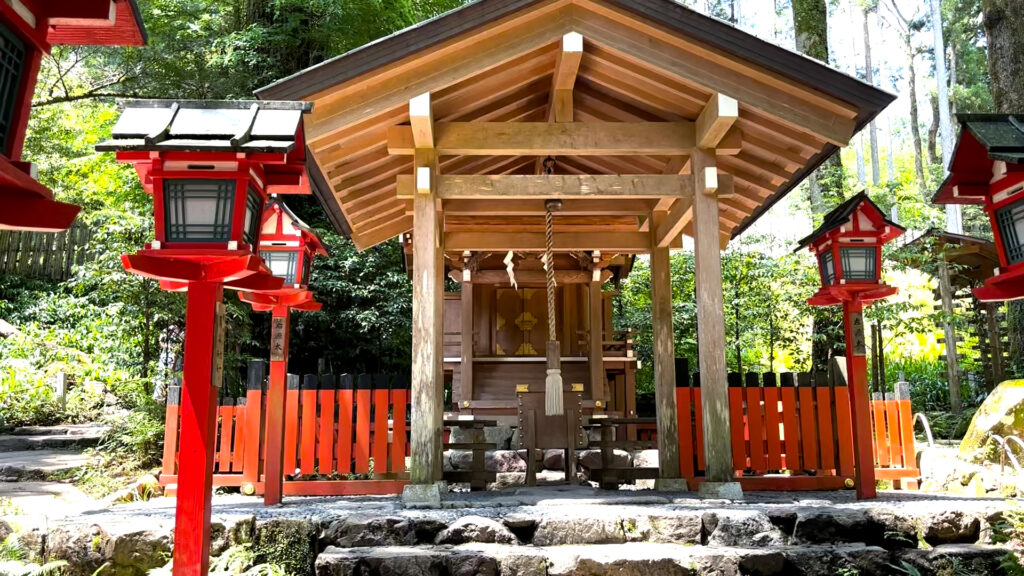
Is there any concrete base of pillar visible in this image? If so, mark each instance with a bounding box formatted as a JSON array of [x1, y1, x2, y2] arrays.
[[654, 478, 689, 492], [698, 481, 743, 500], [402, 481, 446, 509]]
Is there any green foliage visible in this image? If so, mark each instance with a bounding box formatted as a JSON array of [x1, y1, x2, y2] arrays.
[[147, 544, 288, 576], [0, 535, 68, 576], [97, 400, 166, 467]]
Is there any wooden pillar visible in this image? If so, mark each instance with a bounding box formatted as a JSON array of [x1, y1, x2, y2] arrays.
[[986, 301, 1005, 385], [938, 259, 962, 413], [692, 148, 733, 485], [172, 281, 223, 576], [843, 297, 877, 499], [263, 305, 289, 505], [589, 277, 605, 407], [649, 210, 681, 478], [460, 278, 473, 410], [411, 151, 443, 484]]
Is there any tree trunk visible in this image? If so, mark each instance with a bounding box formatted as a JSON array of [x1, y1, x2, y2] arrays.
[[928, 93, 941, 166], [864, 8, 881, 186], [793, 0, 845, 370], [983, 0, 1024, 380], [906, 36, 928, 197]]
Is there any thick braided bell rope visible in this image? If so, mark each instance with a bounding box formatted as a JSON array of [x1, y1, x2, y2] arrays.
[[544, 200, 563, 415]]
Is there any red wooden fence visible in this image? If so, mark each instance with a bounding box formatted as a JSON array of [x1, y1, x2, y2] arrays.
[[667, 365, 918, 490], [160, 367, 411, 497], [160, 362, 919, 496]]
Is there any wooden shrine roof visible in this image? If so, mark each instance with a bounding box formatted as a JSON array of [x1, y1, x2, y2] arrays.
[[257, 0, 895, 252], [900, 229, 1000, 289]]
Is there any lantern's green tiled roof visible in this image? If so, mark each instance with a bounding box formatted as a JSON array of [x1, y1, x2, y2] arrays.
[[957, 114, 1024, 164], [97, 100, 312, 153]]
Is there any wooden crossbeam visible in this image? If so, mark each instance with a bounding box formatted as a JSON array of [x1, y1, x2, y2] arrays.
[[388, 121, 696, 156], [445, 231, 651, 252], [696, 93, 739, 149], [450, 268, 613, 284], [441, 198, 654, 216], [396, 174, 694, 199]]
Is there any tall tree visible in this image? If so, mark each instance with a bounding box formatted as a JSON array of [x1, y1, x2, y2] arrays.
[[792, 0, 845, 371], [982, 0, 1024, 379], [883, 0, 928, 197], [930, 0, 962, 233], [863, 3, 881, 186]]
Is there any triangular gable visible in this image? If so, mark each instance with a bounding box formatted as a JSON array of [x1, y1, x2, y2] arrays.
[[258, 0, 893, 251]]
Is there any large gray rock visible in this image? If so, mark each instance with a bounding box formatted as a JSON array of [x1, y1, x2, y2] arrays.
[[100, 530, 172, 576], [896, 544, 1009, 576], [632, 450, 659, 469], [502, 514, 538, 543], [792, 508, 916, 549], [646, 514, 703, 544], [532, 516, 625, 545], [487, 450, 526, 473], [485, 426, 515, 450], [920, 510, 981, 546], [543, 449, 565, 471], [316, 546, 445, 576], [449, 426, 485, 445], [46, 524, 109, 576], [450, 450, 525, 473], [780, 545, 892, 576], [569, 557, 698, 576], [254, 518, 317, 576], [578, 449, 631, 470], [321, 515, 444, 547], [434, 516, 517, 545], [703, 511, 785, 547], [446, 550, 499, 576]]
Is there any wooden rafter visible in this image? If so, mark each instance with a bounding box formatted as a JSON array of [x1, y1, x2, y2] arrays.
[[547, 32, 583, 122]]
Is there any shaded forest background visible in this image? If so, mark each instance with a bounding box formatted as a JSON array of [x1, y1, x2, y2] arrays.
[[0, 0, 1020, 439]]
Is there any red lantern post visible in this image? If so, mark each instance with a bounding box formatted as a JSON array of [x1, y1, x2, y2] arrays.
[[98, 100, 313, 576], [239, 198, 326, 505], [796, 191, 904, 500], [0, 0, 145, 232]]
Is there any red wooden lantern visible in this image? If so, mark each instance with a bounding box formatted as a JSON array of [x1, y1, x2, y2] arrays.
[[239, 198, 325, 505], [934, 114, 1024, 301], [0, 0, 145, 232], [796, 191, 905, 500], [97, 99, 313, 576]]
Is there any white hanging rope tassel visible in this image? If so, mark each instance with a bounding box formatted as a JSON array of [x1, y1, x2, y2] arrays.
[[544, 189, 563, 416]]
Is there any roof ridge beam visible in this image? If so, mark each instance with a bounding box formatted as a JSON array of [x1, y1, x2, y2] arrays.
[[397, 174, 696, 199]]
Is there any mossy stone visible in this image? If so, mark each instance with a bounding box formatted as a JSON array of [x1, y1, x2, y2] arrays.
[[253, 518, 317, 576], [959, 380, 1024, 463]]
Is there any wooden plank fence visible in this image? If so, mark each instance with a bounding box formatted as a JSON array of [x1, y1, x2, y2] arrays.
[[0, 222, 90, 280], [663, 360, 919, 490], [161, 359, 920, 496], [160, 363, 411, 497]]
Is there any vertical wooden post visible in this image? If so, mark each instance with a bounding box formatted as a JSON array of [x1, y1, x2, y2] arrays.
[[172, 281, 223, 576], [263, 306, 288, 505], [986, 301, 1005, 385], [411, 148, 443, 485], [649, 210, 681, 479], [589, 278, 605, 407], [242, 359, 265, 497], [938, 259, 961, 412], [843, 297, 877, 499], [692, 148, 735, 489], [460, 279, 474, 410]]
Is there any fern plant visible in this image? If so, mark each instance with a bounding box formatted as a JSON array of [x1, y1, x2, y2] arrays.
[[0, 535, 68, 576]]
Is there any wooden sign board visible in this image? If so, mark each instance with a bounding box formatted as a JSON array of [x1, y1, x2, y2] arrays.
[[270, 317, 286, 362], [212, 302, 226, 387], [850, 312, 866, 357]]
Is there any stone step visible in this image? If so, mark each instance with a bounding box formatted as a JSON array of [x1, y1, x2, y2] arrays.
[[0, 449, 93, 479], [0, 433, 101, 453], [9, 424, 106, 437], [314, 542, 1011, 576]]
